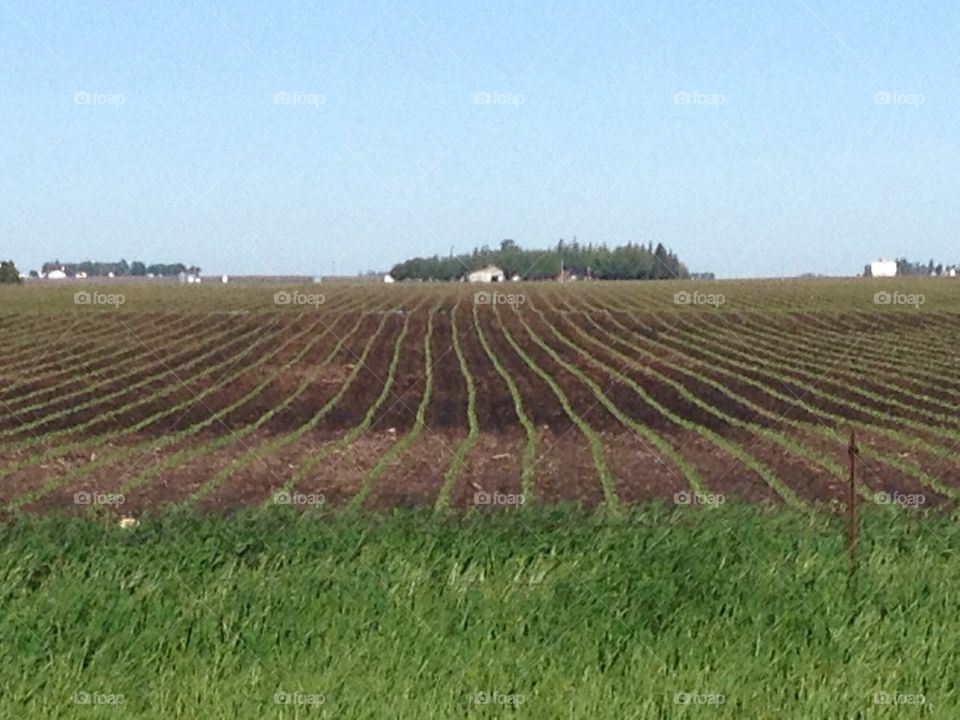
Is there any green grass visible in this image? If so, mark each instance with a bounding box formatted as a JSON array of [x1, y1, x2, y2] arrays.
[[1, 505, 957, 718]]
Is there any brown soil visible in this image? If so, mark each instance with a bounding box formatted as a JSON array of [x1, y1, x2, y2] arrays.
[[6, 299, 959, 515]]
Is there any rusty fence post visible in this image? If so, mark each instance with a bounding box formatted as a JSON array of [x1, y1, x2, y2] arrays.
[[847, 429, 859, 568]]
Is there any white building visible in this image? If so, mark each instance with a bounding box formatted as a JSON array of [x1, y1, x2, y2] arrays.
[[45, 269, 67, 280], [383, 274, 395, 283], [870, 259, 897, 278], [467, 265, 505, 283]]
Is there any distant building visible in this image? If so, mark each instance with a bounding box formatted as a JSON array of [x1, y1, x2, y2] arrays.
[[383, 274, 395, 283], [467, 265, 505, 283], [45, 269, 67, 280], [870, 259, 897, 278]]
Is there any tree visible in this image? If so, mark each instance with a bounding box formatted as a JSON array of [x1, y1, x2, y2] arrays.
[[130, 261, 147, 276], [652, 243, 673, 279], [0, 260, 21, 284], [389, 240, 697, 282]]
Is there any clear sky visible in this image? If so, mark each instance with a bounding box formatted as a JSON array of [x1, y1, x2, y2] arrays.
[[2, 1, 957, 278]]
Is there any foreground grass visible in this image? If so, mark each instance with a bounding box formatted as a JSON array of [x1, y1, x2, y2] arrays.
[[1, 505, 956, 718]]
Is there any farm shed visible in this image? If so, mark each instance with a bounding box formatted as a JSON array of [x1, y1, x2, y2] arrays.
[[870, 259, 897, 278], [467, 265, 505, 283]]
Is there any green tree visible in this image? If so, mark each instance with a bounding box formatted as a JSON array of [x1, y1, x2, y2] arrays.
[[0, 260, 21, 284]]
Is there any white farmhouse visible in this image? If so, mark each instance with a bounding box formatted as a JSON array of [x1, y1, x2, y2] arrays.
[[870, 259, 897, 278], [467, 265, 505, 283]]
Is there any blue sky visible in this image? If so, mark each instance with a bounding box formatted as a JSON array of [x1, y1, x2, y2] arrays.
[[1, 0, 957, 278]]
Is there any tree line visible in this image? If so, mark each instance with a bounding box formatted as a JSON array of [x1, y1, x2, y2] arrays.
[[863, 258, 959, 277], [389, 240, 698, 281], [40, 260, 201, 277]]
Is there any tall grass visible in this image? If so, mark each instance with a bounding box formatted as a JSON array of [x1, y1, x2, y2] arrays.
[[1, 505, 956, 718]]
